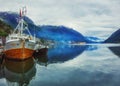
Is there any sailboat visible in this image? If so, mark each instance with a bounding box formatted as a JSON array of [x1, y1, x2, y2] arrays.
[[4, 7, 36, 60]]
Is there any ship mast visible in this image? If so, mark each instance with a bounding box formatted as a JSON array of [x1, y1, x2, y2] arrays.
[[19, 7, 27, 36], [12, 7, 36, 42], [12, 7, 27, 36]]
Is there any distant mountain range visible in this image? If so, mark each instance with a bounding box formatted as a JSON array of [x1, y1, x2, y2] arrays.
[[0, 11, 119, 43]]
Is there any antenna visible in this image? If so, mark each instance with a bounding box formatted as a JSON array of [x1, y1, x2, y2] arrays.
[[19, 6, 27, 17], [22, 6, 27, 16]]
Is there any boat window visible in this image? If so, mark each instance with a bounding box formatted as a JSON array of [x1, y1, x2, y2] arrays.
[[14, 37, 17, 39], [11, 37, 18, 39]]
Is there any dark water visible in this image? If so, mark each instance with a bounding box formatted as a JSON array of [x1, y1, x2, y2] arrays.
[[0, 44, 120, 86]]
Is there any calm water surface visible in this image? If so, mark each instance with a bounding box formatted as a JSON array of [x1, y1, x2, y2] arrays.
[[0, 44, 120, 86]]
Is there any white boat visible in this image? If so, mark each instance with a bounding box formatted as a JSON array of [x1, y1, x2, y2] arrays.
[[4, 8, 36, 60]]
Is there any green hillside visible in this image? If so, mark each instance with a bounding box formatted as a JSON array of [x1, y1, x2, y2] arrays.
[[0, 19, 13, 37]]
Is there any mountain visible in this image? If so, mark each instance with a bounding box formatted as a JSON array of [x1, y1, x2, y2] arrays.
[[27, 24, 88, 43], [0, 12, 34, 28], [104, 29, 120, 43], [0, 12, 90, 43]]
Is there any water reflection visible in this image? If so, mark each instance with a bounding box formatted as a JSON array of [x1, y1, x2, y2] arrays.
[[109, 46, 120, 57], [34, 45, 88, 66], [0, 44, 120, 86], [0, 60, 4, 79], [33, 44, 120, 86], [1, 57, 36, 86], [34, 48, 48, 66], [48, 45, 87, 62]]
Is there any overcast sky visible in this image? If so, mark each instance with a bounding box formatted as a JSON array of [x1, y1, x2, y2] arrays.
[[0, 0, 120, 38]]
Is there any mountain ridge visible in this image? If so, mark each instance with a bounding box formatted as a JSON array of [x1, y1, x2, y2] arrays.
[[0, 11, 119, 43]]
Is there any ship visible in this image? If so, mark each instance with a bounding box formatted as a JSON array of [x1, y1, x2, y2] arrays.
[[4, 7, 36, 60]]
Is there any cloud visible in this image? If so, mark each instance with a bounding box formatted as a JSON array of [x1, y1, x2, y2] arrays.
[[0, 0, 120, 37]]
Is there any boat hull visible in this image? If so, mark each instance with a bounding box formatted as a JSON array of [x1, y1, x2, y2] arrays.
[[4, 40, 35, 60], [4, 48, 34, 60]]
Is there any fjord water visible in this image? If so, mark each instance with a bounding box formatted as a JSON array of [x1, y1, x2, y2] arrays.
[[0, 44, 120, 86]]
